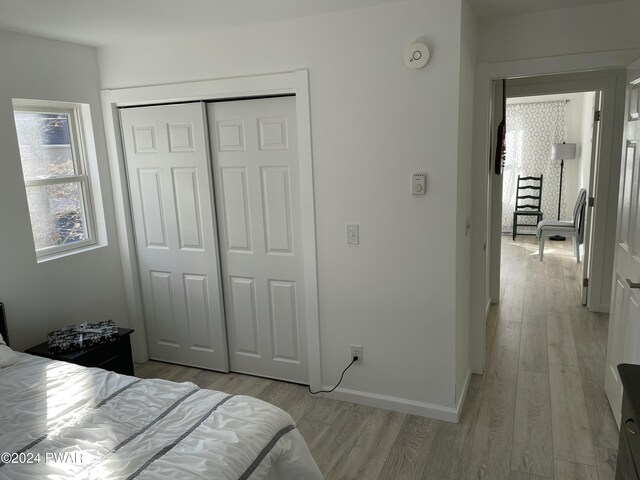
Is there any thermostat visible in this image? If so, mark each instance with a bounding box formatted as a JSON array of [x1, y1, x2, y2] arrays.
[[412, 173, 426, 195], [405, 43, 431, 70]]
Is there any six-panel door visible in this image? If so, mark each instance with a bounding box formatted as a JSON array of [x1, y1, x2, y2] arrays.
[[120, 103, 228, 372], [207, 97, 309, 384]]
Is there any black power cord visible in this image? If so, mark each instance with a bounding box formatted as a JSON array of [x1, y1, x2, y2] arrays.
[[308, 355, 358, 395]]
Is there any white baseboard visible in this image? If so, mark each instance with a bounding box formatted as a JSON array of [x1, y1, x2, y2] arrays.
[[320, 374, 472, 423]]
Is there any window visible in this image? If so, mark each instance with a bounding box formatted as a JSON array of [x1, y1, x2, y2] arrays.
[[12, 100, 99, 259]]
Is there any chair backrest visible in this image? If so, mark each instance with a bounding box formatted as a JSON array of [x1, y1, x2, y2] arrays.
[[574, 188, 588, 243], [515, 175, 543, 211]]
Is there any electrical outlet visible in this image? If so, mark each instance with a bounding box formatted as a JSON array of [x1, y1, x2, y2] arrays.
[[350, 345, 363, 363]]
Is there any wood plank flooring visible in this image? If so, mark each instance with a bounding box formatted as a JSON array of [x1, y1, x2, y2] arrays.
[[134, 236, 618, 479]]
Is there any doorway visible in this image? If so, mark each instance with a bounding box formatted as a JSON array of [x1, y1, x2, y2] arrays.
[[501, 91, 599, 305], [472, 68, 627, 375], [487, 71, 626, 320]]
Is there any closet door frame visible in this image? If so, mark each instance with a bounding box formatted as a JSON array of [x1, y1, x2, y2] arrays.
[[101, 70, 321, 391]]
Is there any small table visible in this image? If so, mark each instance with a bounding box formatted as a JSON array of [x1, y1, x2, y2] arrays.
[[26, 328, 135, 376]]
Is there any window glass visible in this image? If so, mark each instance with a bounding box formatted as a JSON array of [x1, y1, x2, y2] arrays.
[[14, 112, 75, 178], [12, 102, 97, 258], [25, 183, 88, 249]]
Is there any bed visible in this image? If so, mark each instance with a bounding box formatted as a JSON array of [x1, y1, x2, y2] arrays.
[[0, 314, 323, 480]]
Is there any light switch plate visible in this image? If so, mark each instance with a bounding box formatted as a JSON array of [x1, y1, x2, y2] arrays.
[[347, 224, 359, 245]]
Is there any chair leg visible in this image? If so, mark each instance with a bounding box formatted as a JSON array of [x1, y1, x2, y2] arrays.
[[539, 235, 544, 262], [573, 237, 580, 263], [513, 214, 517, 240]]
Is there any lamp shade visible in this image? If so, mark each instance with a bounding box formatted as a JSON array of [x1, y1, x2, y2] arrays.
[[551, 143, 577, 160]]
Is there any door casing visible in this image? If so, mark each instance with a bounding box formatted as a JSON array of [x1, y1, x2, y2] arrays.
[[472, 67, 627, 374], [101, 71, 322, 391], [491, 73, 623, 315]]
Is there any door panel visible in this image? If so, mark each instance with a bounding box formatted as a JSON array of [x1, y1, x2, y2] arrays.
[[261, 167, 294, 254], [120, 103, 228, 371], [220, 167, 252, 252], [173, 168, 204, 250], [620, 143, 636, 249], [268, 280, 299, 361], [208, 97, 309, 384], [138, 169, 168, 247], [606, 68, 640, 425]]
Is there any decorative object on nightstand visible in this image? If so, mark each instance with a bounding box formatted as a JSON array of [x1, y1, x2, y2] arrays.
[[26, 327, 135, 375], [549, 142, 577, 241], [47, 320, 120, 353]]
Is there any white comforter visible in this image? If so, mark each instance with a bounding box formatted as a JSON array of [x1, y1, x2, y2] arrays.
[[0, 354, 323, 480]]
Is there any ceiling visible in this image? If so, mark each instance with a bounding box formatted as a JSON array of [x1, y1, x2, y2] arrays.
[[0, 0, 404, 47], [468, 0, 625, 19], [0, 0, 628, 47]]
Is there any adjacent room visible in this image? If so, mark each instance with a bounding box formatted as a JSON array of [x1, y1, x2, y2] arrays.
[[1, 0, 640, 479]]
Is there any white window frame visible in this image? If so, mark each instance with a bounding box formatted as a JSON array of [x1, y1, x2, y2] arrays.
[[13, 99, 99, 260]]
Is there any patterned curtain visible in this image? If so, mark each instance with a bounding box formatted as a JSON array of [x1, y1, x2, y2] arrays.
[[502, 101, 567, 233]]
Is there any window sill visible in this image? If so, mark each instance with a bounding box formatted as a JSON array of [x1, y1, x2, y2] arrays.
[[36, 241, 106, 264]]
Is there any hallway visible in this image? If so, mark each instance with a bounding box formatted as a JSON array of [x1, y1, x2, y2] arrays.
[[482, 235, 618, 479]]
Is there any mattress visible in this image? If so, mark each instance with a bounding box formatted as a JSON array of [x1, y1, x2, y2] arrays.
[[0, 353, 323, 479]]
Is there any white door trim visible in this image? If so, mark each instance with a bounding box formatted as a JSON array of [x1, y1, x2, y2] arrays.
[[100, 70, 321, 391], [470, 52, 636, 374], [502, 72, 624, 315]]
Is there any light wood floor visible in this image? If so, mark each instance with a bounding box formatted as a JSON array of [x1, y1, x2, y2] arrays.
[[135, 236, 618, 480]]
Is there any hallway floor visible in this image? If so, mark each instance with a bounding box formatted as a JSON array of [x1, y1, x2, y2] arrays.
[[135, 235, 618, 479], [485, 235, 617, 479]]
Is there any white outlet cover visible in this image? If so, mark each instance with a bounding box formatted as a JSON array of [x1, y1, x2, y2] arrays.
[[405, 43, 431, 70]]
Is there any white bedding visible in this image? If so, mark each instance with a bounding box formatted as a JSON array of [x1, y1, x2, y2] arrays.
[[0, 354, 323, 480]]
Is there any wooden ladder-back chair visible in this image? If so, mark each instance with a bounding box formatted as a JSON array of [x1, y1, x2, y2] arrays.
[[512, 174, 544, 240]]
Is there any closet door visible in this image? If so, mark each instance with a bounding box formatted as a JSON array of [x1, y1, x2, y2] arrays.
[[207, 97, 309, 384], [120, 103, 228, 371]]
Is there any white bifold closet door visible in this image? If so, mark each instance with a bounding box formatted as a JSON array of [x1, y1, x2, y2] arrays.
[[120, 103, 228, 372], [207, 97, 309, 384]]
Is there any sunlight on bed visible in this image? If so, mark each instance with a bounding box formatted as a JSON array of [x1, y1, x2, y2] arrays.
[[44, 362, 98, 476], [45, 362, 89, 428]]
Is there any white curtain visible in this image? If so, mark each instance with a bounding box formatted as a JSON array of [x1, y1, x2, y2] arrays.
[[502, 101, 567, 233]]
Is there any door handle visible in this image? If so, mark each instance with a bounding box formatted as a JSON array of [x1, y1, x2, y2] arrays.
[[627, 279, 640, 289], [625, 418, 638, 435]]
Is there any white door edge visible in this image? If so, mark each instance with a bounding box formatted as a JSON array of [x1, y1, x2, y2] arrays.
[[101, 70, 322, 391]]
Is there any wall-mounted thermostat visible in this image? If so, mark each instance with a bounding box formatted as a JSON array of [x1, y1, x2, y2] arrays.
[[412, 173, 426, 195], [405, 43, 431, 70]]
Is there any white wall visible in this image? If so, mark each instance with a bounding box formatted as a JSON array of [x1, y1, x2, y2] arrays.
[[579, 92, 597, 191], [477, 1, 640, 64], [99, 0, 470, 416], [564, 93, 586, 206], [0, 31, 128, 351], [455, 0, 477, 403]]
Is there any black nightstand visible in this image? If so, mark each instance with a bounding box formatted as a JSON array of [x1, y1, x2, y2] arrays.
[[617, 364, 640, 480], [25, 328, 135, 376]]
